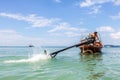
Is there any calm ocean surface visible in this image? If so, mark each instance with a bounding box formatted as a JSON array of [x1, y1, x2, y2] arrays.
[[0, 46, 120, 80]]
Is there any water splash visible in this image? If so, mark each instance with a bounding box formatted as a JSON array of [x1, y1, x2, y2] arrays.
[[4, 54, 51, 63]]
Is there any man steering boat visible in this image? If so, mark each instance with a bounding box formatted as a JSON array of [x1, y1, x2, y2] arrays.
[[80, 32, 103, 54]]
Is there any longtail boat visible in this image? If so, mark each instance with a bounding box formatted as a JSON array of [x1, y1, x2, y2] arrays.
[[79, 32, 103, 55], [49, 32, 103, 58]]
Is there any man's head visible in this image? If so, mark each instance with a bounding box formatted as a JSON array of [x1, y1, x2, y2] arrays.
[[94, 32, 97, 34]]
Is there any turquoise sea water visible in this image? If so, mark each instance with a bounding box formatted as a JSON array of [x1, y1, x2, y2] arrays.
[[0, 46, 120, 80]]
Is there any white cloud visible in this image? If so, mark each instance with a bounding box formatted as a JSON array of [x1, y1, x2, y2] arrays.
[[0, 29, 45, 46], [110, 32, 120, 39], [114, 0, 120, 6], [79, 0, 104, 14], [0, 29, 72, 46], [80, 0, 109, 7], [80, 0, 120, 7], [80, 0, 94, 7], [65, 32, 81, 37], [48, 22, 79, 33], [0, 29, 23, 40], [110, 12, 120, 19], [89, 5, 101, 14], [96, 26, 120, 43], [0, 30, 17, 34], [54, 0, 61, 3], [96, 26, 115, 32], [0, 13, 60, 27], [48, 22, 87, 37], [79, 0, 120, 14]]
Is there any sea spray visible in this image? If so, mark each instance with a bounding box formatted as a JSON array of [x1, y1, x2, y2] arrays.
[[4, 47, 51, 63], [4, 54, 51, 63]]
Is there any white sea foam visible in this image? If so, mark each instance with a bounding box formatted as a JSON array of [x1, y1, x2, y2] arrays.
[[4, 54, 51, 63]]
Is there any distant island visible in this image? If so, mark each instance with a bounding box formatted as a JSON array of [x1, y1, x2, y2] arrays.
[[104, 45, 120, 48], [28, 45, 34, 47]]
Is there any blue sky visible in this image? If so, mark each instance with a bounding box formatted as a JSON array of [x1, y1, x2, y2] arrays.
[[0, 0, 120, 46]]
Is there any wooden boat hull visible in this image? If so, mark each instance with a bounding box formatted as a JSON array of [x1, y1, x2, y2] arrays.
[[79, 32, 103, 55], [80, 42, 103, 55]]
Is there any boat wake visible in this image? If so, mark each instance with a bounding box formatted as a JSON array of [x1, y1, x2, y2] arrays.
[[4, 54, 51, 63]]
